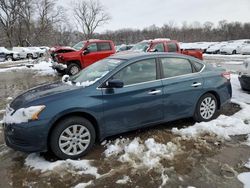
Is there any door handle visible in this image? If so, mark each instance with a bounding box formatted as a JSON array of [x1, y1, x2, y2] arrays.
[[148, 90, 162, 95], [191, 82, 202, 87]]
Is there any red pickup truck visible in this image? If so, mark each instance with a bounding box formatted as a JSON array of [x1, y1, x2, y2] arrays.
[[130, 39, 203, 60], [52, 40, 115, 75]]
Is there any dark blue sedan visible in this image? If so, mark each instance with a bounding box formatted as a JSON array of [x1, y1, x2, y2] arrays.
[[3, 53, 232, 159]]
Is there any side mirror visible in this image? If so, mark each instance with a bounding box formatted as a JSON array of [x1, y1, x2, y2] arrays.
[[149, 48, 157, 52], [83, 48, 90, 55], [106, 79, 124, 88]]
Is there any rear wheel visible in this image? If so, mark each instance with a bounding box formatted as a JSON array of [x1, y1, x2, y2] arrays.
[[6, 55, 12, 61], [27, 54, 33, 60], [50, 116, 96, 159], [232, 50, 236, 54], [194, 93, 219, 122], [67, 63, 81, 75]]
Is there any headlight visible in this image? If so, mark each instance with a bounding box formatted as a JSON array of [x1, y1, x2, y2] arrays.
[[3, 105, 46, 124]]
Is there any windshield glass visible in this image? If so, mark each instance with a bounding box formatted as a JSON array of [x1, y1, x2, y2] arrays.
[[70, 58, 125, 85], [130, 42, 149, 52], [73, 41, 86, 50]]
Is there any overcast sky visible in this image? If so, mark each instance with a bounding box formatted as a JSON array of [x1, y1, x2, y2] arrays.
[[62, 0, 250, 33]]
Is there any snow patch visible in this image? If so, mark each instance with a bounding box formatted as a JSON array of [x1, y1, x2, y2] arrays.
[[25, 153, 100, 178], [116, 176, 131, 184], [104, 138, 179, 169], [238, 173, 250, 188], [0, 60, 56, 76], [74, 181, 93, 188]]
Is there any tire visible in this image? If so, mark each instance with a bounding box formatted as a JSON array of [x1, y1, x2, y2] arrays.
[[67, 63, 81, 75], [6, 55, 12, 61], [193, 93, 219, 122], [232, 50, 236, 55], [27, 54, 33, 59], [50, 116, 96, 159]]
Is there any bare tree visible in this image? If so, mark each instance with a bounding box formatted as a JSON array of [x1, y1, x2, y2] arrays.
[[0, 0, 21, 47], [73, 0, 111, 39]]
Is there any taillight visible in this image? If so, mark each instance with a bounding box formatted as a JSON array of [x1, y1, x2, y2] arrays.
[[221, 72, 231, 80]]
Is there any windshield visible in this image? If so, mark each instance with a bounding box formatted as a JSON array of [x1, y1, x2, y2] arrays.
[[70, 58, 125, 85], [130, 42, 149, 52], [73, 41, 86, 50]]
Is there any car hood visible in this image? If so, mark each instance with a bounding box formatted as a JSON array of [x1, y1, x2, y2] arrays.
[[10, 82, 78, 110]]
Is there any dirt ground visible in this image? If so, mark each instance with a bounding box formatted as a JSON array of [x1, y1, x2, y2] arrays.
[[0, 57, 250, 188]]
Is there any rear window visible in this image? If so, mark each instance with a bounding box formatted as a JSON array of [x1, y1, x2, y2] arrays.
[[167, 43, 178, 52], [160, 58, 193, 78], [98, 42, 112, 51]]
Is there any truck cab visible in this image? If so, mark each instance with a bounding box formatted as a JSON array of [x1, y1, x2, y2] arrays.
[[130, 39, 203, 60], [53, 40, 115, 75]]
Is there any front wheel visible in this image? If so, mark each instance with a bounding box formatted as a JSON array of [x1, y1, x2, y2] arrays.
[[50, 116, 96, 159], [193, 93, 219, 122], [6, 55, 13, 61], [67, 63, 81, 75]]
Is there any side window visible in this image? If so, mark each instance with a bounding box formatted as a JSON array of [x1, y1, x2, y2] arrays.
[[98, 42, 111, 51], [192, 60, 204, 72], [113, 59, 157, 86], [153, 43, 164, 52], [87, 43, 97, 52], [161, 58, 193, 78], [167, 43, 178, 52]]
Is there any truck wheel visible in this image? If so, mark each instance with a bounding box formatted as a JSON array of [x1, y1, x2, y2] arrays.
[[67, 63, 81, 75], [27, 54, 33, 60], [6, 55, 12, 61], [50, 116, 96, 159], [193, 93, 219, 122]]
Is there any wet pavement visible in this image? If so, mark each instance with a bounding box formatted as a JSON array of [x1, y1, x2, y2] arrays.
[[0, 55, 250, 188]]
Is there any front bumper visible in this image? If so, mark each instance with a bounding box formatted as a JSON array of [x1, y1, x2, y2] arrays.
[[3, 119, 49, 153], [52, 61, 67, 71], [239, 74, 250, 91]]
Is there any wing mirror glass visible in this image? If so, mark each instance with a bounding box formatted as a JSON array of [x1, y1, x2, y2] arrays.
[[83, 48, 90, 55], [106, 79, 124, 88]]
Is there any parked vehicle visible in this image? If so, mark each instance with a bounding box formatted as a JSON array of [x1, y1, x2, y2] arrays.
[[116, 44, 134, 52], [27, 47, 46, 57], [130, 39, 203, 60], [12, 47, 38, 59], [52, 40, 115, 75], [206, 42, 228, 54], [49, 45, 79, 61], [220, 40, 250, 55], [180, 42, 216, 53], [239, 58, 250, 91], [3, 53, 232, 159], [240, 44, 250, 55], [0, 47, 21, 61], [0, 52, 5, 62]]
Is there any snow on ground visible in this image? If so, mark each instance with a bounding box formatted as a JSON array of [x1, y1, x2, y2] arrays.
[[238, 160, 250, 188], [116, 176, 131, 184], [25, 153, 100, 178], [0, 60, 56, 76], [74, 181, 93, 188], [104, 137, 180, 169], [172, 74, 250, 140]]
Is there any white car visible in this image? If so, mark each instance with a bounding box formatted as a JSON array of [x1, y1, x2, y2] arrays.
[[220, 40, 250, 55], [0, 47, 20, 61], [240, 44, 250, 55], [27, 47, 46, 57], [12, 47, 38, 59], [180, 42, 215, 52], [206, 42, 228, 54]]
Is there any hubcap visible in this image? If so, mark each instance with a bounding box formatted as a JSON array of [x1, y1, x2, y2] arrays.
[[70, 66, 80, 75], [59, 125, 91, 156], [200, 97, 216, 120]]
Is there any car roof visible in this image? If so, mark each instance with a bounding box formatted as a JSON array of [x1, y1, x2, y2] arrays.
[[109, 51, 196, 61]]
